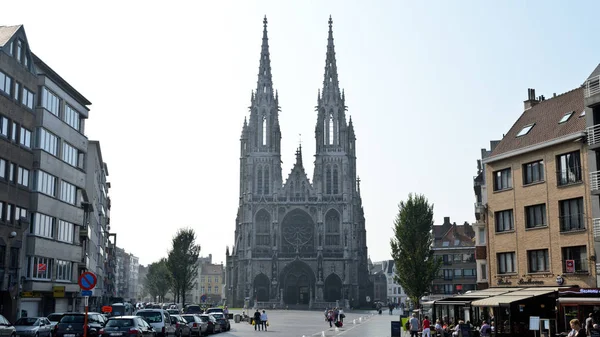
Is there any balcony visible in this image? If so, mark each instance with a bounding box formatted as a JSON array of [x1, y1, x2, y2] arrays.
[[585, 75, 600, 98], [591, 171, 600, 193], [80, 226, 88, 238], [588, 125, 600, 147], [594, 218, 600, 241]]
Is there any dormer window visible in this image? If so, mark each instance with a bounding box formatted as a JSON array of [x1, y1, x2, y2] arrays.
[[559, 111, 574, 124], [16, 40, 23, 64], [580, 110, 586, 118], [516, 124, 534, 137], [442, 241, 449, 247], [9, 41, 14, 56]]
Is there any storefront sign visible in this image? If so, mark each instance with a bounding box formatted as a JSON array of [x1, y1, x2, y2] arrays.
[[497, 278, 512, 286], [20, 292, 42, 298], [53, 286, 65, 298], [517, 278, 544, 285], [556, 275, 565, 286], [560, 288, 600, 295]]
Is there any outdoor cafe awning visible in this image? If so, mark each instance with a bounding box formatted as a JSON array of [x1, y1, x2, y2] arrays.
[[471, 294, 534, 307]]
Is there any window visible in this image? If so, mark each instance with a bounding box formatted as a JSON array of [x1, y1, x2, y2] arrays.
[[42, 88, 60, 117], [19, 127, 31, 148], [0, 71, 12, 96], [22, 87, 34, 110], [62, 142, 79, 167], [14, 82, 20, 101], [263, 167, 269, 195], [443, 269, 452, 280], [208, 286, 212, 294], [443, 284, 453, 294], [17, 167, 29, 187], [11, 123, 17, 142], [559, 197, 584, 232], [35, 171, 56, 197], [495, 209, 514, 232], [0, 158, 5, 180], [31, 213, 54, 238], [57, 220, 74, 243], [59, 181, 76, 205], [454, 269, 462, 277], [516, 123, 534, 137], [16, 40, 22, 63], [559, 111, 574, 123], [528, 249, 549, 272], [14, 206, 26, 223], [27, 256, 52, 280], [525, 204, 546, 228], [442, 255, 452, 265], [557, 151, 581, 186], [523, 160, 544, 185], [200, 286, 205, 293], [478, 228, 486, 245], [56, 260, 72, 281], [0, 116, 8, 137], [562, 246, 588, 273], [256, 167, 263, 195], [64, 105, 81, 131], [463, 269, 476, 277], [325, 210, 340, 246], [580, 110, 586, 117], [214, 276, 219, 283], [255, 211, 270, 246], [8, 163, 15, 183], [262, 116, 267, 146], [37, 128, 57, 155], [493, 168, 512, 191], [5, 204, 11, 223], [329, 115, 334, 145], [325, 166, 332, 194], [333, 166, 339, 194], [453, 254, 462, 262], [497, 252, 516, 274], [480, 263, 487, 280]]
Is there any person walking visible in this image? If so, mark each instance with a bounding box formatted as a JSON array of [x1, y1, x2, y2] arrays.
[[409, 313, 420, 337], [254, 309, 262, 331], [422, 315, 431, 337], [260, 310, 268, 331], [338, 308, 345, 323]]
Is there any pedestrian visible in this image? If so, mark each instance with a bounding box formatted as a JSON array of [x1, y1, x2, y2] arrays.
[[422, 315, 431, 337], [327, 310, 334, 328], [586, 313, 594, 336], [261, 310, 268, 331], [254, 309, 262, 331], [223, 305, 229, 317], [409, 313, 420, 337], [338, 308, 345, 323]]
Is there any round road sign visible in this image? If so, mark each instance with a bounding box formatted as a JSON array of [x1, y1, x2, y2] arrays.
[[78, 272, 97, 291]]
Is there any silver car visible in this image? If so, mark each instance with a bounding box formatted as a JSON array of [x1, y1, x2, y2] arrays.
[[15, 317, 52, 337]]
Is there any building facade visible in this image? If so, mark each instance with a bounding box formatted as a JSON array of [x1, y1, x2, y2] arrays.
[[482, 87, 596, 288], [584, 65, 600, 287], [198, 261, 223, 305], [84, 140, 110, 308], [225, 17, 370, 308], [371, 260, 407, 310], [0, 25, 37, 322], [431, 218, 477, 296]]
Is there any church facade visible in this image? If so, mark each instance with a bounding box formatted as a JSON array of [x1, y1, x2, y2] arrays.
[[225, 17, 370, 308]]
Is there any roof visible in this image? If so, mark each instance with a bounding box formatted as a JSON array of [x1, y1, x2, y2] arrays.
[[489, 87, 585, 158], [588, 64, 600, 80], [0, 25, 21, 47]]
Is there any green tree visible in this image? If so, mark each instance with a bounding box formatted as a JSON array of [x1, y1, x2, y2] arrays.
[[145, 258, 173, 303], [167, 228, 201, 307], [390, 193, 441, 309]]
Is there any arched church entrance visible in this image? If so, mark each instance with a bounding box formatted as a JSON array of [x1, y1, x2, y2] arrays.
[[253, 273, 270, 302], [324, 273, 343, 302], [280, 261, 315, 305]]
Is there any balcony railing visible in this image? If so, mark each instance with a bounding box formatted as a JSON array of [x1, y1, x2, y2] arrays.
[[588, 125, 600, 146], [592, 171, 600, 191], [585, 75, 600, 98], [594, 218, 600, 239], [559, 214, 586, 232], [557, 166, 582, 186]]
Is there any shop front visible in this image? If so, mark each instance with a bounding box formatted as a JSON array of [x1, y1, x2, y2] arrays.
[[557, 288, 600, 333]]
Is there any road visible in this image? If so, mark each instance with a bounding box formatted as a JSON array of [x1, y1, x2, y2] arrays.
[[220, 310, 401, 337]]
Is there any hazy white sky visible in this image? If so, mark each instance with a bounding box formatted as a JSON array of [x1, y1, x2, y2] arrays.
[[3, 1, 600, 266]]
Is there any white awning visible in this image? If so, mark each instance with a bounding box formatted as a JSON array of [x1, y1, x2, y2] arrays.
[[471, 294, 534, 307]]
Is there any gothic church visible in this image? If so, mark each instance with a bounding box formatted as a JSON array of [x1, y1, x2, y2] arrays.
[[225, 17, 370, 308]]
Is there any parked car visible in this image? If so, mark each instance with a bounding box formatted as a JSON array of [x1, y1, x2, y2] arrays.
[[99, 316, 154, 337], [167, 316, 189, 337], [178, 316, 205, 337], [53, 313, 106, 337], [201, 309, 222, 315], [164, 310, 179, 317], [207, 314, 229, 332], [46, 314, 65, 330], [0, 314, 16, 337], [198, 315, 219, 334], [15, 317, 52, 337], [135, 310, 175, 337], [182, 306, 201, 315]]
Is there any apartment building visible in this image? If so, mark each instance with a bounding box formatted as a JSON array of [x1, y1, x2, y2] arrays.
[[84, 141, 111, 308], [472, 141, 499, 290], [197, 258, 224, 305], [114, 247, 139, 301], [0, 25, 38, 322], [370, 260, 407, 310], [431, 217, 477, 296], [482, 87, 595, 288]]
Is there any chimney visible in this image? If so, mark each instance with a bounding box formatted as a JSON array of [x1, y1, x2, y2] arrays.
[[524, 88, 539, 110], [443, 217, 450, 225]]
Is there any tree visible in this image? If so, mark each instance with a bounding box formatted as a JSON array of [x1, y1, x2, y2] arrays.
[[145, 258, 173, 303], [167, 228, 201, 307], [390, 193, 441, 309]]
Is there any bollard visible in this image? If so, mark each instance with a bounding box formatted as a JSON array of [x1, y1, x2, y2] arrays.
[[335, 327, 339, 332], [359, 317, 362, 323], [352, 319, 356, 325], [321, 331, 325, 337]]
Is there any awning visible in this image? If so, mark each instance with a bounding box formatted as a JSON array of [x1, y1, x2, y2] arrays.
[[558, 298, 600, 304], [434, 300, 477, 306], [471, 294, 534, 307]]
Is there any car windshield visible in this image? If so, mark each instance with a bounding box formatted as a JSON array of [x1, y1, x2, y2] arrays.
[[15, 318, 39, 326], [47, 315, 63, 323], [136, 312, 162, 323], [198, 316, 209, 322], [60, 315, 84, 323], [106, 319, 134, 328], [211, 314, 224, 319], [180, 316, 195, 323]]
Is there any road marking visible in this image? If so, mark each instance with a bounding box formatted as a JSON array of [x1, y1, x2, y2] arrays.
[[310, 317, 373, 337]]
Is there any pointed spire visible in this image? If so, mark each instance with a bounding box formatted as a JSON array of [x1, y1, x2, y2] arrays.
[[255, 15, 275, 103], [357, 176, 361, 195], [295, 145, 303, 167], [322, 15, 341, 101]]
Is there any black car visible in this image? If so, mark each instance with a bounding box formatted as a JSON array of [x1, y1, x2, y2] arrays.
[[207, 314, 229, 332], [53, 313, 106, 337], [182, 306, 201, 315], [99, 316, 154, 337]]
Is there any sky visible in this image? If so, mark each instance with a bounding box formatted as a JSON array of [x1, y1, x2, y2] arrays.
[[2, 0, 600, 266]]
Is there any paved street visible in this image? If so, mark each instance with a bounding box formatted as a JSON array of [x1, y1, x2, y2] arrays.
[[220, 310, 401, 337]]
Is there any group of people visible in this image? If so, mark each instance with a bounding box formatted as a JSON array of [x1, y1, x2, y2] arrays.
[[567, 313, 600, 337], [407, 314, 493, 337], [252, 309, 269, 331], [324, 307, 345, 328]]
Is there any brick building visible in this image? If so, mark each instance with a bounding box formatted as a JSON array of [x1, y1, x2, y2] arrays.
[[482, 87, 596, 288]]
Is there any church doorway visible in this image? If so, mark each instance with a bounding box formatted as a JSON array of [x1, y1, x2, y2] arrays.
[[324, 273, 343, 302], [280, 260, 315, 305], [253, 273, 270, 302]]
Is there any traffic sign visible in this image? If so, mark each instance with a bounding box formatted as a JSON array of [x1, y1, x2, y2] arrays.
[[102, 306, 112, 313], [78, 272, 97, 291], [201, 294, 207, 302], [81, 290, 93, 297]]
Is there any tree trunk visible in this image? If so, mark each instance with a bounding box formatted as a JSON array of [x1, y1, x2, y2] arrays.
[[182, 289, 186, 308]]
